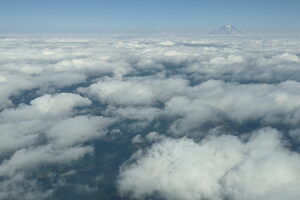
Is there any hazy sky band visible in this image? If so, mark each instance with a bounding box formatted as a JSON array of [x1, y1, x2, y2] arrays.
[[1, 0, 300, 33]]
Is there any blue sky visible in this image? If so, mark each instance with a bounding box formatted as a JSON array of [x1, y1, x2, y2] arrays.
[[1, 0, 300, 33]]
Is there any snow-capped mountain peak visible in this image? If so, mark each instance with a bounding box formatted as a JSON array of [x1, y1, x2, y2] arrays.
[[210, 25, 243, 35]]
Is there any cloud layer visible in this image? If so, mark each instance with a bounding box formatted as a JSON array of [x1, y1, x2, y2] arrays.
[[1, 33, 300, 199]]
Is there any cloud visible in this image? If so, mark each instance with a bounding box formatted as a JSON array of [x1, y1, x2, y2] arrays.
[[0, 173, 52, 200], [0, 120, 43, 153], [131, 134, 143, 144], [118, 128, 300, 200], [46, 115, 114, 147], [0, 145, 93, 177], [146, 132, 166, 142], [164, 80, 300, 135], [0, 93, 92, 153], [79, 76, 189, 106]]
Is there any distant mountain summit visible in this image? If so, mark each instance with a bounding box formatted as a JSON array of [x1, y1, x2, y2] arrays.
[[210, 25, 243, 35]]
